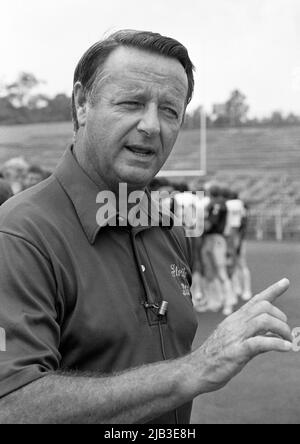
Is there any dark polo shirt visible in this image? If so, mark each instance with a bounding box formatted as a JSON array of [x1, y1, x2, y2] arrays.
[[0, 146, 198, 424]]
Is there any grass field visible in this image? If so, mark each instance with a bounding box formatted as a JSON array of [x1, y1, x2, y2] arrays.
[[0, 122, 73, 171], [1, 122, 300, 175], [191, 240, 300, 424]]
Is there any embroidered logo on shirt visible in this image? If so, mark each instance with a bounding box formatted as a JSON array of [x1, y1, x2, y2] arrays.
[[180, 283, 191, 298], [170, 264, 187, 279], [170, 264, 191, 299], [0, 327, 6, 352]]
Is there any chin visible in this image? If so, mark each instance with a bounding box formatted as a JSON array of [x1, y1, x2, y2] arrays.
[[124, 176, 150, 189], [117, 168, 155, 188]]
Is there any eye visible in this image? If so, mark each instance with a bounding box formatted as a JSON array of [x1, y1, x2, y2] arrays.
[[161, 107, 179, 119], [120, 101, 143, 108]]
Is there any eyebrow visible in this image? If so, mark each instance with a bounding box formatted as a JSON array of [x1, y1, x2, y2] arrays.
[[114, 86, 186, 109]]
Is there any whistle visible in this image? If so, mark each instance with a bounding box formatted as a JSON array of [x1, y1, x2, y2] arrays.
[[158, 301, 169, 316]]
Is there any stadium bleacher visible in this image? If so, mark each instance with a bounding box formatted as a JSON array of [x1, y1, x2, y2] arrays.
[[1, 124, 300, 240]]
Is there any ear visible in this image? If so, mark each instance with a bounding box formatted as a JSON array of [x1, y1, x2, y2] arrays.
[[180, 104, 188, 127], [73, 82, 88, 127]]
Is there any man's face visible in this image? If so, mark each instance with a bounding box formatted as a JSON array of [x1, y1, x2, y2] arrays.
[[80, 46, 188, 190]]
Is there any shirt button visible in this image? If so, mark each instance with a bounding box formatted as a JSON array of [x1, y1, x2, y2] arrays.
[[141, 265, 146, 273]]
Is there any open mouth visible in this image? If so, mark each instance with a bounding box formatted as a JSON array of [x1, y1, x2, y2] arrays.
[[125, 145, 155, 157]]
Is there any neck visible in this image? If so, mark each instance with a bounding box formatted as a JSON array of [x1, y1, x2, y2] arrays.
[[73, 133, 109, 190], [73, 133, 148, 212]]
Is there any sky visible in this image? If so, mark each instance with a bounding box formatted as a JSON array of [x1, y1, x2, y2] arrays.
[[1, 0, 300, 118]]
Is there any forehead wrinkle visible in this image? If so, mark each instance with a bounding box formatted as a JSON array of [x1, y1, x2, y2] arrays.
[[102, 70, 187, 107], [92, 46, 190, 104], [119, 68, 187, 95]]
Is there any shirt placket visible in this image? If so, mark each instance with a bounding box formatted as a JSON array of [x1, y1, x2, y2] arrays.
[[130, 229, 167, 326]]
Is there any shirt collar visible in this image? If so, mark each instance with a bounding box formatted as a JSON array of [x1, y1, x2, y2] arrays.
[[54, 146, 173, 244]]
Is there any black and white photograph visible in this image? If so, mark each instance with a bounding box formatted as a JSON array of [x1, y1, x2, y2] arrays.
[[0, 0, 299, 426]]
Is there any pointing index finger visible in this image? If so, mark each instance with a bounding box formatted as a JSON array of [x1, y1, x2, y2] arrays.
[[253, 278, 290, 304]]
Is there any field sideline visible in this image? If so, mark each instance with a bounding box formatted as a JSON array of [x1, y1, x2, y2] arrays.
[[191, 240, 300, 424]]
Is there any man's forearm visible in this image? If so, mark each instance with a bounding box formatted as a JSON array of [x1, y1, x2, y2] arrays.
[[0, 280, 293, 424], [0, 357, 199, 424]]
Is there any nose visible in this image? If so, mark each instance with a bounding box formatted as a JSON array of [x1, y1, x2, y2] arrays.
[[137, 104, 160, 137]]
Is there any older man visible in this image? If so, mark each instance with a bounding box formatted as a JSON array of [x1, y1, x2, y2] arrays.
[[0, 30, 293, 424]]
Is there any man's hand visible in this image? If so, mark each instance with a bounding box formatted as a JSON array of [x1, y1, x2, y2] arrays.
[[0, 279, 293, 423], [188, 278, 292, 395]]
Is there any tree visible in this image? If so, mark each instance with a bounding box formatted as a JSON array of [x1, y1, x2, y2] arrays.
[[4, 72, 44, 108], [269, 111, 284, 126], [45, 94, 71, 121], [0, 97, 17, 124], [0, 72, 73, 125], [286, 113, 300, 125], [213, 90, 249, 127]]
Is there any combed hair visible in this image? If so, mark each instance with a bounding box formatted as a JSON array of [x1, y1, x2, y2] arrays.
[[72, 30, 195, 132]]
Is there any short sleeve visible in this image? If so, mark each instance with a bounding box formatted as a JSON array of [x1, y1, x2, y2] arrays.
[[0, 232, 61, 399]]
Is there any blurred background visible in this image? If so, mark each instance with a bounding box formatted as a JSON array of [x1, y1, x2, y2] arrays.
[[0, 0, 300, 424]]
